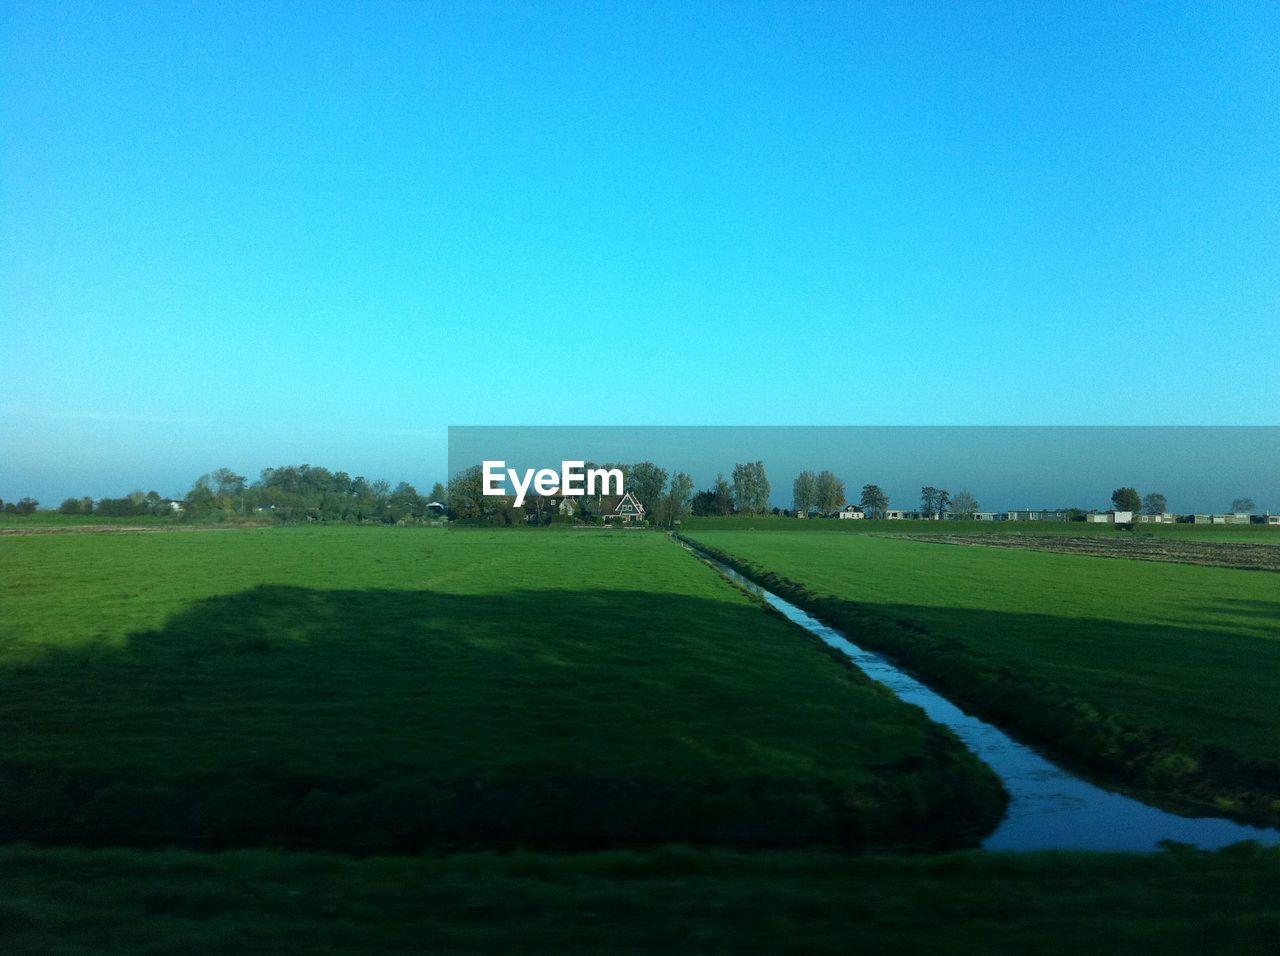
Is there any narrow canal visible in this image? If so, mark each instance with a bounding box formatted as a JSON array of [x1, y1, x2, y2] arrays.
[[693, 548, 1280, 852]]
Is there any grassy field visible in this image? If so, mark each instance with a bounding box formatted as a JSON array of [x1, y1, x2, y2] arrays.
[[683, 531, 1280, 818], [4, 843, 1280, 954], [680, 515, 1280, 542], [0, 526, 1002, 851]]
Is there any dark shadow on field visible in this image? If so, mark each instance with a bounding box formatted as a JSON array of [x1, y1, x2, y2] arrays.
[[0, 586, 1005, 853]]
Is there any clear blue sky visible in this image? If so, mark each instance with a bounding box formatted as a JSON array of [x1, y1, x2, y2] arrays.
[[3, 2, 1278, 501]]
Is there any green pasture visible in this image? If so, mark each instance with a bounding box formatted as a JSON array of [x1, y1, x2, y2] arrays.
[[0, 527, 1001, 851], [680, 515, 1280, 542], [684, 531, 1280, 815]]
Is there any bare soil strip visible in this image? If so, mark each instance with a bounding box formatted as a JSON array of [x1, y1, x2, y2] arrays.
[[900, 534, 1280, 571]]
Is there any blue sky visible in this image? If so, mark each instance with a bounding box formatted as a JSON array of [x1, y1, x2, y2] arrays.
[[3, 2, 1278, 501]]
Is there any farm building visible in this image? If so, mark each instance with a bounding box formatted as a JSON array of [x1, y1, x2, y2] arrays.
[[884, 509, 907, 520], [1085, 511, 1134, 523], [950, 512, 998, 521], [1137, 513, 1177, 523], [837, 504, 865, 519], [1254, 514, 1280, 525], [1210, 513, 1252, 525], [1006, 510, 1069, 521], [598, 492, 645, 523]]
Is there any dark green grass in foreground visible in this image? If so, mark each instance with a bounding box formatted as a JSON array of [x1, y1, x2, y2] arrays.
[[0, 528, 1002, 851], [4, 843, 1279, 954], [685, 531, 1280, 818]]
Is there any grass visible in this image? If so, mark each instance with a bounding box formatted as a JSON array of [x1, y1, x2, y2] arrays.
[[680, 515, 1280, 542], [683, 530, 1280, 818], [0, 526, 1003, 851], [3, 842, 1279, 954]]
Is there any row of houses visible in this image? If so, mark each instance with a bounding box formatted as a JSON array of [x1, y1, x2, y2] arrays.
[[834, 505, 1280, 524]]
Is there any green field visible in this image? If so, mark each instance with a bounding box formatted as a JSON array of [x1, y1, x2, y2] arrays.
[[684, 530, 1280, 817], [680, 515, 1280, 542], [4, 843, 1280, 954], [0, 527, 1002, 851]]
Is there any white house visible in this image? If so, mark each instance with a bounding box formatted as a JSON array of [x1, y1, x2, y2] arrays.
[[837, 504, 865, 519], [1085, 510, 1133, 523], [884, 509, 907, 520], [599, 492, 645, 523]]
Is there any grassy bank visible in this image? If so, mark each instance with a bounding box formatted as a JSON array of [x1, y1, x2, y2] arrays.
[[0, 527, 1003, 851], [683, 531, 1280, 820], [4, 843, 1279, 954]]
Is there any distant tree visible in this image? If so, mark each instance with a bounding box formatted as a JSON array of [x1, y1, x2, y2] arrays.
[[712, 473, 736, 516], [14, 498, 38, 515], [793, 471, 817, 514], [860, 484, 889, 519], [428, 482, 447, 503], [952, 490, 979, 518], [59, 497, 85, 515], [732, 461, 770, 514], [937, 489, 951, 516], [1142, 492, 1167, 515], [1231, 497, 1256, 514], [1111, 487, 1141, 513], [653, 471, 694, 527], [814, 470, 845, 514], [629, 461, 669, 517], [920, 486, 939, 518], [690, 489, 717, 517], [446, 466, 487, 520], [387, 482, 426, 522]]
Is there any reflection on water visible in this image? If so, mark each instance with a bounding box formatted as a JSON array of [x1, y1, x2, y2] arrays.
[[700, 552, 1280, 852]]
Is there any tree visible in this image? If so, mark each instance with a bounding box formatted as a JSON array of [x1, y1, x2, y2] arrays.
[[629, 461, 669, 517], [690, 489, 717, 517], [1142, 492, 1167, 515], [14, 497, 39, 515], [732, 461, 770, 514], [1111, 487, 1141, 513], [59, 497, 86, 515], [428, 482, 446, 503], [792, 471, 817, 514], [1231, 497, 1255, 514], [712, 473, 735, 516], [860, 484, 888, 519], [919, 486, 950, 518], [920, 486, 939, 518], [814, 470, 845, 514], [446, 466, 487, 520], [952, 490, 979, 518], [655, 471, 694, 527]]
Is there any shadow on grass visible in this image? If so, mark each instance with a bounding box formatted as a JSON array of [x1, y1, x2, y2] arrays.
[[0, 585, 1006, 853]]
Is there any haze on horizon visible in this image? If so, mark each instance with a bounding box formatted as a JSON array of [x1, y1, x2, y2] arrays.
[[3, 3, 1278, 505]]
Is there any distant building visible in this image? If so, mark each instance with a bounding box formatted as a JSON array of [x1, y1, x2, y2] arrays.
[[884, 509, 907, 520], [599, 492, 645, 523], [1137, 513, 1177, 523], [1005, 510, 1069, 522], [837, 504, 865, 519], [1210, 513, 1251, 525], [1254, 514, 1280, 525], [950, 511, 997, 521], [1085, 511, 1133, 523]]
